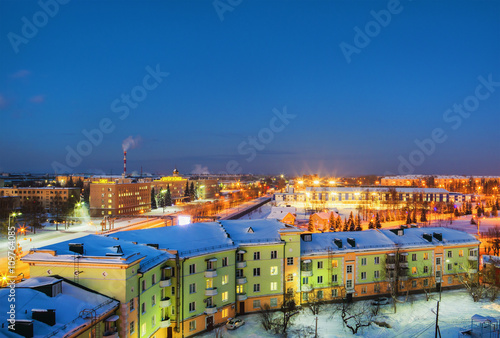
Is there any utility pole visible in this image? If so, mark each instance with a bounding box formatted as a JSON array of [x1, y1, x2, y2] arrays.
[[315, 316, 318, 338], [434, 301, 441, 338]]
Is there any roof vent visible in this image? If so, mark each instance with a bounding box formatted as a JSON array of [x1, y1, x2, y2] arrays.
[[347, 238, 356, 248], [9, 320, 33, 338], [247, 227, 254, 233], [68, 243, 83, 255], [32, 309, 56, 326], [302, 234, 312, 242], [433, 232, 442, 241], [146, 244, 159, 249], [113, 245, 123, 253], [423, 233, 433, 242], [333, 238, 342, 249], [389, 229, 404, 236]]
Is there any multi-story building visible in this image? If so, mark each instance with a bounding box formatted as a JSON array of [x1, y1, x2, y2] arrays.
[[381, 175, 500, 191], [89, 178, 151, 217], [299, 227, 479, 303], [151, 176, 188, 202], [0, 276, 120, 338], [0, 186, 80, 213], [22, 221, 479, 338], [275, 186, 451, 209]]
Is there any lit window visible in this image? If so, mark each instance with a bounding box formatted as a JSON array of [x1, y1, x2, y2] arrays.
[[459, 250, 464, 257], [423, 253, 429, 260], [222, 291, 228, 302], [222, 275, 228, 285], [412, 267, 417, 274], [332, 260, 338, 268], [271, 282, 278, 291], [270, 266, 278, 275]]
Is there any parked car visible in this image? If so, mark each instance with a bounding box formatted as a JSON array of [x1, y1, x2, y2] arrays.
[[371, 297, 389, 306], [226, 318, 245, 330]]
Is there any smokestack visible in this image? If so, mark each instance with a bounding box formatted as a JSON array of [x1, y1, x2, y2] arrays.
[[123, 151, 127, 177]]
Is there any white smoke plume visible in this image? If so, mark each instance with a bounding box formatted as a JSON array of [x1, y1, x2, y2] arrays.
[[122, 135, 142, 152], [191, 164, 210, 175]]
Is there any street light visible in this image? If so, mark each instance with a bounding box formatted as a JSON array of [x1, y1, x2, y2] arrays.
[[8, 212, 22, 230]]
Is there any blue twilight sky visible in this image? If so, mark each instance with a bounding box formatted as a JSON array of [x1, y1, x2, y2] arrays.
[[0, 0, 499, 177]]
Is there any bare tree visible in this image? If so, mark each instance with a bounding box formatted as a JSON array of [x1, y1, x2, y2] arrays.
[[336, 298, 376, 334], [258, 303, 274, 331], [272, 290, 300, 335]]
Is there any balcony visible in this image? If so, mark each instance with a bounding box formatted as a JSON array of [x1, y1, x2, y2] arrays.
[[236, 261, 246, 268], [301, 270, 313, 277], [399, 276, 409, 281], [160, 297, 172, 308], [103, 329, 118, 338], [205, 305, 217, 315], [160, 278, 171, 288], [468, 254, 478, 261], [205, 270, 217, 278], [386, 263, 396, 269], [399, 262, 409, 268], [205, 287, 218, 296], [160, 317, 171, 328], [301, 284, 312, 292], [236, 277, 247, 284], [236, 293, 247, 301]]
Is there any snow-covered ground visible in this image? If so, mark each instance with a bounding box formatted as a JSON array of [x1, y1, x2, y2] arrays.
[[199, 290, 500, 337]]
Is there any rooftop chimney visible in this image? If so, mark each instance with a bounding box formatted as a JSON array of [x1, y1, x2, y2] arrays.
[[123, 151, 127, 178]]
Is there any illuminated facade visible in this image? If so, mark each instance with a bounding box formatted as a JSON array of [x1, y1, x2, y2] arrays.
[[23, 221, 479, 338], [89, 179, 151, 216], [0, 187, 80, 212]]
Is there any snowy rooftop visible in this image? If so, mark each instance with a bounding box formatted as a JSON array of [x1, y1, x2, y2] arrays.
[[380, 227, 480, 248], [22, 234, 172, 272], [301, 230, 396, 255], [219, 219, 293, 245], [266, 206, 296, 220], [112, 222, 235, 258], [0, 277, 118, 338], [382, 175, 500, 180], [314, 211, 338, 220], [305, 187, 450, 193]]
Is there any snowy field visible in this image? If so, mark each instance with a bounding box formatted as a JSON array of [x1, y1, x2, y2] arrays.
[[199, 290, 500, 337]]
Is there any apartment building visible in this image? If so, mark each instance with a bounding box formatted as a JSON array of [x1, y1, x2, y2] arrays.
[[22, 221, 479, 338], [0, 186, 80, 212], [89, 178, 151, 216]]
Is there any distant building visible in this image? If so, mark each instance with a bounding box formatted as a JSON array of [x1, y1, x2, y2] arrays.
[[0, 187, 80, 213], [275, 186, 451, 208], [0, 276, 119, 338], [310, 210, 338, 231], [89, 178, 151, 217], [267, 206, 297, 225], [152, 176, 188, 202]]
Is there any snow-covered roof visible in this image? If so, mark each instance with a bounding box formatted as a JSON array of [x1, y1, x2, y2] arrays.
[[482, 255, 500, 267], [267, 206, 296, 220], [382, 175, 500, 180], [0, 277, 118, 338], [219, 219, 291, 245], [22, 234, 172, 272], [301, 230, 396, 255], [380, 227, 480, 248], [113, 222, 235, 258], [305, 187, 450, 194], [313, 211, 338, 220]]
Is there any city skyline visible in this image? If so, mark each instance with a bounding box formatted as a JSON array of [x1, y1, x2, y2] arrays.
[[1, 0, 499, 176]]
